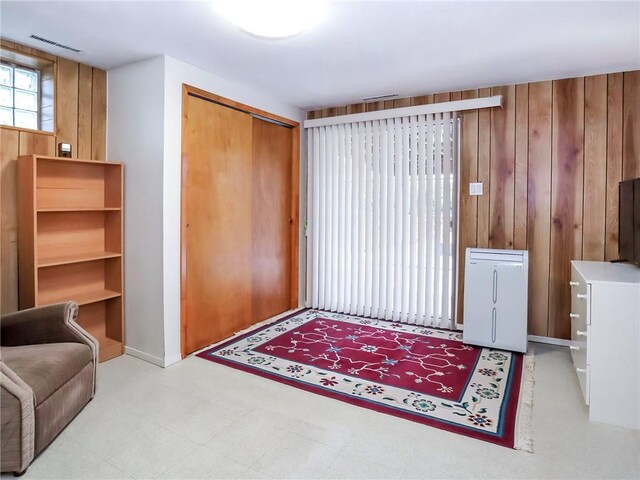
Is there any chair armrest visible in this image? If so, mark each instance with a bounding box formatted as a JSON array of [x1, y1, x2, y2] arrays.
[[0, 361, 35, 473], [1, 303, 96, 354]]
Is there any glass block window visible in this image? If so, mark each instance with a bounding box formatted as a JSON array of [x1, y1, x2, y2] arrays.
[[0, 62, 39, 130]]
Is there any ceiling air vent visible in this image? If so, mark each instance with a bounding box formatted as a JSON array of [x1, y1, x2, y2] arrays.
[[29, 35, 82, 53], [362, 93, 399, 103]]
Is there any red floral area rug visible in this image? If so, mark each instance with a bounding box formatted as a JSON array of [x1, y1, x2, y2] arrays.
[[197, 309, 533, 450]]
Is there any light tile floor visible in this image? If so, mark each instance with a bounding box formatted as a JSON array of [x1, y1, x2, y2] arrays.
[[3, 342, 639, 480]]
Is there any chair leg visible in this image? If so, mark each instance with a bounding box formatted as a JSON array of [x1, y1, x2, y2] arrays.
[[13, 468, 27, 477]]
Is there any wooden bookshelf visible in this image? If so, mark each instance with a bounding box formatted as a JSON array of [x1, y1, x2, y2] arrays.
[[17, 155, 124, 362]]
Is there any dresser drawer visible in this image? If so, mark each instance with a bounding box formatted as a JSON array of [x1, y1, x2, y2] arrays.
[[570, 266, 591, 404], [571, 316, 590, 404]]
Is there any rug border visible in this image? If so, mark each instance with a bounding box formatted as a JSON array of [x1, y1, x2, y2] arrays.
[[196, 309, 524, 449]]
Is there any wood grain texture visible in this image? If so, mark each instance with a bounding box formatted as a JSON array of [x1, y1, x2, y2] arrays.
[[605, 73, 624, 261], [55, 57, 79, 155], [183, 96, 253, 354], [582, 75, 607, 261], [514, 84, 529, 250], [0, 40, 107, 313], [251, 118, 293, 323], [549, 77, 584, 340], [77, 64, 93, 160], [489, 85, 516, 249], [434, 92, 451, 103], [18, 131, 55, 156], [456, 90, 479, 322], [91, 68, 107, 161], [623, 71, 640, 179], [476, 87, 492, 248], [1, 129, 19, 312], [527, 81, 552, 336]]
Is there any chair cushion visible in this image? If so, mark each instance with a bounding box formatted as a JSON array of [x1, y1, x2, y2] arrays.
[[0, 343, 92, 405]]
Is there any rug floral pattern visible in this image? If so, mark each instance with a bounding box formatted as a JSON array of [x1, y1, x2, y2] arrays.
[[198, 309, 523, 447]]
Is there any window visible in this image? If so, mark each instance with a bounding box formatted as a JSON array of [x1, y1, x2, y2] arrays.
[[0, 62, 40, 130]]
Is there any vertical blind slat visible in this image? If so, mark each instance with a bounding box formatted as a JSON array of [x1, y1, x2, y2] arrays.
[[378, 120, 389, 318], [432, 113, 443, 325], [318, 127, 327, 309], [364, 121, 374, 316], [408, 115, 419, 323], [357, 122, 366, 315], [441, 112, 452, 327], [350, 123, 360, 314], [385, 120, 396, 318], [392, 118, 403, 320], [344, 124, 353, 313], [372, 120, 381, 318], [416, 116, 427, 323], [337, 124, 346, 312], [425, 115, 435, 324]]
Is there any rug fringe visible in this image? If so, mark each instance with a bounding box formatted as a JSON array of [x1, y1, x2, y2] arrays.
[[515, 351, 535, 453]]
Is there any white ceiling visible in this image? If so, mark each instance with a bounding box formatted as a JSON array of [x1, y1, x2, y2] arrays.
[[1, 1, 639, 110]]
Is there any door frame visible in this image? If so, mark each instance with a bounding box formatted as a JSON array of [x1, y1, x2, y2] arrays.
[[180, 84, 300, 357]]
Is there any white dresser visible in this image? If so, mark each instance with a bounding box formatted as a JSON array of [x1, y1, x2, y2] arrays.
[[570, 261, 640, 429]]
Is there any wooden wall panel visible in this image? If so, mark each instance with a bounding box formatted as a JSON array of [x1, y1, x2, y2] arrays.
[[0, 39, 107, 313], [514, 84, 529, 250], [582, 75, 607, 261], [605, 73, 624, 261], [18, 131, 55, 156], [527, 81, 552, 336], [1, 129, 19, 313], [55, 57, 79, 156], [623, 71, 640, 180], [476, 87, 492, 248], [77, 63, 93, 159], [489, 85, 515, 249], [549, 77, 584, 340], [308, 69, 639, 339], [456, 90, 479, 322], [91, 68, 107, 161]]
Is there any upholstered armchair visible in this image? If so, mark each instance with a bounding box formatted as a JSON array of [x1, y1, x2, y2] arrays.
[[0, 302, 98, 476]]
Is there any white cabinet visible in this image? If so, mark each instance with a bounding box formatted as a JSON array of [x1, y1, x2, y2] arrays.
[[570, 261, 640, 429], [463, 248, 528, 353]]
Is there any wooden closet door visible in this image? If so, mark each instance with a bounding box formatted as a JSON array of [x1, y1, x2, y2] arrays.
[[251, 118, 293, 323], [184, 95, 253, 354]]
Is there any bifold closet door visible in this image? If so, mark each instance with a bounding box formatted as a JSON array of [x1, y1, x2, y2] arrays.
[[183, 94, 294, 355]]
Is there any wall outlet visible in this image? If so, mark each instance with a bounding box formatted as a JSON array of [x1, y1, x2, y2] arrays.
[[469, 182, 483, 196]]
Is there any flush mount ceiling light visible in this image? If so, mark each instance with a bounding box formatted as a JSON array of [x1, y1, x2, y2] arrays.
[[214, 0, 326, 39]]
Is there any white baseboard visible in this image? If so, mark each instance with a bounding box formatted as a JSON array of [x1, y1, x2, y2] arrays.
[[527, 335, 570, 347], [124, 346, 165, 367]]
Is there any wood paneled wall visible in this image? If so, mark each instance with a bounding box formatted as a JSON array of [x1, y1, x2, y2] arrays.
[[0, 39, 107, 313], [308, 70, 640, 339]]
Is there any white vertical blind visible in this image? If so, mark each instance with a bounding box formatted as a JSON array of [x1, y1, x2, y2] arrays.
[[307, 113, 458, 328]]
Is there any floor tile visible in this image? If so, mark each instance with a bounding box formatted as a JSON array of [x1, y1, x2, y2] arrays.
[[19, 438, 103, 479], [106, 427, 197, 478], [164, 397, 248, 445], [60, 395, 160, 459], [156, 446, 249, 480], [251, 431, 337, 479], [79, 461, 134, 480]]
